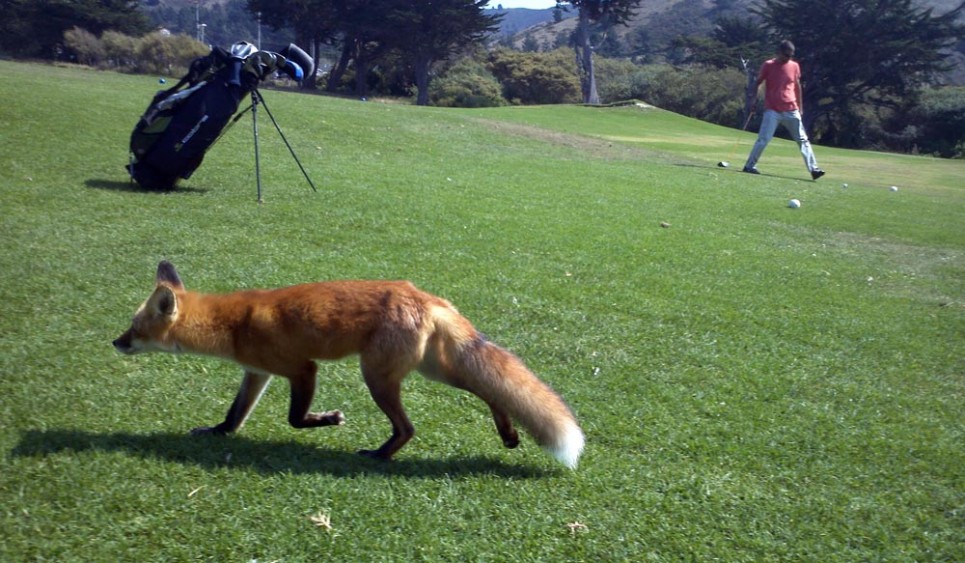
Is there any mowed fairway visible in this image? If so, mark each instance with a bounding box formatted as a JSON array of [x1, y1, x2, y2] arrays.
[[0, 60, 962, 561]]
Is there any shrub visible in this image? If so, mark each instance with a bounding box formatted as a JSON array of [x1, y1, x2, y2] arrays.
[[134, 31, 208, 76], [595, 61, 745, 127], [487, 48, 580, 105], [430, 58, 507, 107], [647, 65, 745, 126], [63, 27, 106, 67], [101, 30, 138, 70], [911, 86, 965, 158], [61, 28, 207, 76], [594, 57, 653, 103]]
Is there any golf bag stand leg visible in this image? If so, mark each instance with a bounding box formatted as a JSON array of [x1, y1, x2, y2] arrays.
[[252, 88, 318, 195], [252, 90, 264, 203]]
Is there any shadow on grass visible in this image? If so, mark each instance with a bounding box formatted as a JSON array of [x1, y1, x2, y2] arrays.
[[11, 429, 554, 479], [675, 163, 815, 183], [84, 178, 210, 195]]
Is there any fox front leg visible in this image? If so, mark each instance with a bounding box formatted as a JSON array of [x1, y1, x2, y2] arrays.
[[286, 363, 345, 429], [191, 370, 272, 435]]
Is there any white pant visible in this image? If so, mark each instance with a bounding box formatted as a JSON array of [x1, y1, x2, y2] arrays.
[[745, 110, 820, 172]]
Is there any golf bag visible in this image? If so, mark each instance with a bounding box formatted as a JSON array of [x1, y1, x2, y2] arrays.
[[128, 42, 313, 190]]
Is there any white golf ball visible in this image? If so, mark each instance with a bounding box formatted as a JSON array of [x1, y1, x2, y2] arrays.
[[889, 185, 899, 192], [842, 183, 848, 188], [788, 199, 801, 209]]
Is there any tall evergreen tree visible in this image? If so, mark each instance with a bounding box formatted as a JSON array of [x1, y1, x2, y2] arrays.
[[556, 0, 640, 104], [0, 0, 151, 58], [753, 0, 965, 142], [385, 0, 500, 106]]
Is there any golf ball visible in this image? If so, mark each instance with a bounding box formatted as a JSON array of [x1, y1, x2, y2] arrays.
[[788, 199, 801, 209], [889, 185, 899, 192], [159, 78, 166, 84], [842, 183, 848, 188]]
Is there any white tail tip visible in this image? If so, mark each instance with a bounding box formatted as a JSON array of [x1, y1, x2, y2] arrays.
[[547, 422, 585, 469]]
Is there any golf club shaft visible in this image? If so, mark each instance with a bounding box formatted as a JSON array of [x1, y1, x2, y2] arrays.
[[740, 110, 755, 131]]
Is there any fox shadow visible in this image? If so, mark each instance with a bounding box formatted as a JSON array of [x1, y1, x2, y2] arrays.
[[10, 429, 553, 479]]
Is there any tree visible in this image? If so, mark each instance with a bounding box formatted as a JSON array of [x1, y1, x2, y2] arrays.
[[753, 0, 965, 143], [556, 1, 641, 104], [385, 0, 501, 105], [247, 0, 340, 89], [0, 0, 151, 58], [672, 15, 769, 69]]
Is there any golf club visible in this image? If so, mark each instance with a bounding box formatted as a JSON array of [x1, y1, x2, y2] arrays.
[[718, 111, 755, 168]]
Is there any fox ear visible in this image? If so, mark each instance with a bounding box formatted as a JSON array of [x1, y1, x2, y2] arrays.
[[156, 260, 184, 290], [149, 285, 179, 318]]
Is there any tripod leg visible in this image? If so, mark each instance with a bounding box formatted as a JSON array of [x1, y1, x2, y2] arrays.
[[254, 89, 318, 192]]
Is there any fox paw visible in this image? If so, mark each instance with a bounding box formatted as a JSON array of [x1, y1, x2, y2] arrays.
[[324, 410, 346, 426], [311, 410, 345, 427], [357, 449, 392, 461]]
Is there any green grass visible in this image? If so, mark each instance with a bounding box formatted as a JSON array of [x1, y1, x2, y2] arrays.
[[1, 60, 962, 561]]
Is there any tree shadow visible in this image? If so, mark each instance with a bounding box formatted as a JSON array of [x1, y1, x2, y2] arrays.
[[10, 429, 553, 479], [84, 178, 210, 195]]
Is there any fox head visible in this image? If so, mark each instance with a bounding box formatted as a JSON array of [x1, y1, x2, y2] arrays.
[[113, 261, 185, 355]]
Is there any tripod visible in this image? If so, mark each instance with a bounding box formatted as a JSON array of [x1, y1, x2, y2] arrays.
[[246, 88, 317, 203]]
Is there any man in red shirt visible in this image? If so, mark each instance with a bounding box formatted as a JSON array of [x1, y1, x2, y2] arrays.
[[743, 40, 825, 180]]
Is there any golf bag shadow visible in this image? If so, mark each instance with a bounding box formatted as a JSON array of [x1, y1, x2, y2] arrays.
[[128, 42, 313, 191]]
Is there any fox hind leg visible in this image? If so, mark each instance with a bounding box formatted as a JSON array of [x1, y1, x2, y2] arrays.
[[358, 364, 414, 460], [191, 370, 272, 435], [487, 403, 520, 449], [418, 342, 519, 450], [439, 379, 519, 449]]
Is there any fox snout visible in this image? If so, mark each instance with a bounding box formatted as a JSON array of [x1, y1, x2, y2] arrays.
[[113, 330, 137, 354]]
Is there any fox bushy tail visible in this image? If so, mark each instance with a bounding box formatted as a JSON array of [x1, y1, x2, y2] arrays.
[[429, 306, 585, 469]]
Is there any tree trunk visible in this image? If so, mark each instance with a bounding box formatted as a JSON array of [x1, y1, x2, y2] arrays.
[[801, 85, 823, 137], [326, 42, 352, 92], [414, 54, 431, 106], [574, 10, 600, 105], [354, 39, 369, 98], [300, 38, 319, 91]]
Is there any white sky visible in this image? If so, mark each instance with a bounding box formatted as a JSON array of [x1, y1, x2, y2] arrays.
[[490, 1, 559, 9]]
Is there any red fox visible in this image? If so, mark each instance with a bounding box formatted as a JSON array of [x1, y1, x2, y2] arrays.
[[113, 261, 584, 468]]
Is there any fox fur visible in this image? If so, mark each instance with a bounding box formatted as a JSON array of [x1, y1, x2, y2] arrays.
[[113, 261, 584, 468]]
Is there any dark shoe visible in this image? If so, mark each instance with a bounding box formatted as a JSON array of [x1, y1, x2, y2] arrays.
[[811, 169, 825, 180], [742, 166, 760, 174]]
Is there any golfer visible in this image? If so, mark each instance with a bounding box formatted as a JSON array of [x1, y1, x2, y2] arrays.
[[743, 40, 825, 180]]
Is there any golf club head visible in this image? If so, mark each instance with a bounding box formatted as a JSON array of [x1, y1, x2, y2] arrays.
[[279, 43, 314, 81]]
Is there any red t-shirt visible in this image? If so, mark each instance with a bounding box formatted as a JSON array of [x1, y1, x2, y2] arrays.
[[759, 58, 800, 112]]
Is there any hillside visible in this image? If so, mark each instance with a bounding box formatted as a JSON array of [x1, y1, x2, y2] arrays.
[[513, 0, 961, 48], [510, 0, 963, 83], [510, 0, 748, 52], [490, 6, 575, 37], [142, 0, 571, 44]]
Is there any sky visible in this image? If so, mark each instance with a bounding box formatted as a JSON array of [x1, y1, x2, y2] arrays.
[[491, 1, 559, 9]]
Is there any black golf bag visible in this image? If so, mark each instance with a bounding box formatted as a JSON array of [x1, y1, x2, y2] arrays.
[[128, 42, 313, 190]]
